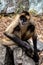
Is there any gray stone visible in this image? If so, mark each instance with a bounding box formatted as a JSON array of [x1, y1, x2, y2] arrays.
[[0, 45, 6, 65], [37, 40, 43, 51], [0, 0, 29, 13], [0, 40, 43, 65], [28, 39, 43, 51], [13, 46, 35, 65], [0, 44, 35, 65]]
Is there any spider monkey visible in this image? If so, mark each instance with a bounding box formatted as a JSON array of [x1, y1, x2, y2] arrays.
[[4, 11, 39, 65]]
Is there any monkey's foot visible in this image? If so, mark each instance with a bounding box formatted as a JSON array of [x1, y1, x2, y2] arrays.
[[32, 53, 39, 65]]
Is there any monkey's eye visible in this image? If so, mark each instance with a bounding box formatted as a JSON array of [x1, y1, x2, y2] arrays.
[[20, 15, 27, 24]]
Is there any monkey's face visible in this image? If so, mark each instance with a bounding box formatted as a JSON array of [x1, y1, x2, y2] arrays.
[[19, 11, 30, 26]]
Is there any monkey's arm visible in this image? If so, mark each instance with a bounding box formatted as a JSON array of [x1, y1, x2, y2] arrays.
[[4, 32, 34, 57], [23, 30, 39, 64], [5, 14, 20, 34]]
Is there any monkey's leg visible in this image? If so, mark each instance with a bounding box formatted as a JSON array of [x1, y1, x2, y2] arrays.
[[32, 34, 39, 65], [32, 35, 37, 52], [4, 46, 14, 65]]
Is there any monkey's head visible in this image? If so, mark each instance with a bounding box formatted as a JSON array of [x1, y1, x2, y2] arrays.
[[19, 11, 30, 25]]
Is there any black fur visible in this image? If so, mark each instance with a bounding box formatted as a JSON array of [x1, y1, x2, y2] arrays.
[[4, 46, 14, 65], [27, 24, 35, 32], [32, 35, 39, 64], [20, 15, 27, 24], [13, 25, 20, 32]]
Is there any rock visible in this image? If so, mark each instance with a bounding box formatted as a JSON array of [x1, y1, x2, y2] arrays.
[[0, 39, 43, 65], [29, 0, 43, 15], [29, 39, 43, 51], [37, 40, 43, 51], [0, 0, 29, 13], [0, 44, 35, 65], [13, 46, 35, 65], [0, 44, 6, 65]]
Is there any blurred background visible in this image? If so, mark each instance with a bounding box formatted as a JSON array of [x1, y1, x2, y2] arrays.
[[0, 0, 43, 14]]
